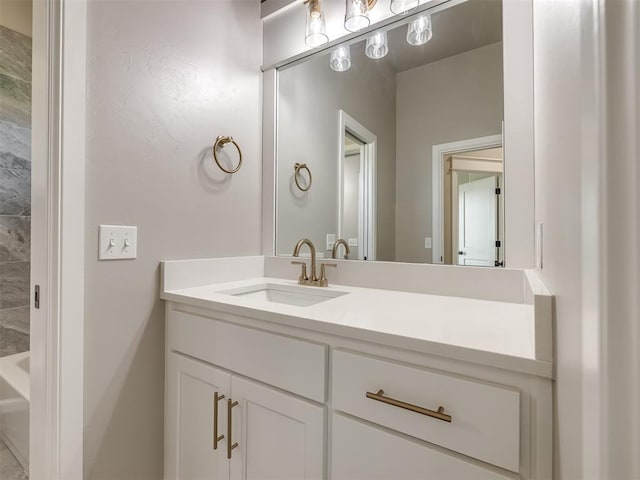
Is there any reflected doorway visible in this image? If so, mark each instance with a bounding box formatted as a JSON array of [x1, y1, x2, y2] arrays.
[[341, 133, 364, 259], [432, 135, 504, 267], [446, 147, 504, 266], [338, 110, 377, 261]]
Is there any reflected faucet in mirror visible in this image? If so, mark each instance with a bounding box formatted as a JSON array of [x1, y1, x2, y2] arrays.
[[332, 239, 351, 259], [292, 238, 337, 287]]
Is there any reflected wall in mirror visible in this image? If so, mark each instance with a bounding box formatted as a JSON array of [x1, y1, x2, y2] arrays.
[[277, 0, 504, 266]]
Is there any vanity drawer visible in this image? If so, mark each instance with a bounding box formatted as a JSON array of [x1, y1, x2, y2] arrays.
[[168, 310, 327, 402], [332, 414, 513, 480], [332, 350, 520, 473]]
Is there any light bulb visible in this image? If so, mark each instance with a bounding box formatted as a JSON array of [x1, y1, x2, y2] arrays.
[[305, 0, 329, 48], [365, 31, 389, 59], [344, 0, 370, 32], [390, 0, 420, 15], [406, 15, 432, 46], [330, 45, 352, 72]]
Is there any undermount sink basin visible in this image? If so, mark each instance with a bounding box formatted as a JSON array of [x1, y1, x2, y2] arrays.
[[221, 283, 348, 307]]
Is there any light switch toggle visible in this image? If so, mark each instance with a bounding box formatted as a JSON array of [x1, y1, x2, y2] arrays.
[[99, 225, 138, 260]]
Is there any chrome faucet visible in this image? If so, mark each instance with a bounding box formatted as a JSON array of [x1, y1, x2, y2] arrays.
[[332, 239, 351, 259], [292, 238, 336, 287]]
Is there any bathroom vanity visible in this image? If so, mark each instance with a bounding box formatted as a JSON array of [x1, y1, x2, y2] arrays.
[[163, 3, 547, 476], [161, 256, 553, 479]]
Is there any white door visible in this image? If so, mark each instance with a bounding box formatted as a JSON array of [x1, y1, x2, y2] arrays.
[[229, 376, 324, 480], [331, 414, 510, 479], [165, 353, 231, 480], [458, 176, 498, 266]]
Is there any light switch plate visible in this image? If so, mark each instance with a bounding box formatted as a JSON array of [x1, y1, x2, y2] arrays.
[[99, 225, 137, 260], [424, 237, 432, 249], [348, 238, 358, 247], [326, 233, 336, 250]]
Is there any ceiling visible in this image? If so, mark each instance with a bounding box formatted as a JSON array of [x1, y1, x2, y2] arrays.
[[358, 0, 503, 73]]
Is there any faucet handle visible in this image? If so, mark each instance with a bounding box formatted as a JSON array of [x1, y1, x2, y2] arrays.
[[291, 261, 308, 284], [318, 263, 337, 287]]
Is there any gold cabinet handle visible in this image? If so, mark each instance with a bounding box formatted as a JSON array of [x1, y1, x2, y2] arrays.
[[366, 389, 452, 423], [227, 398, 239, 459], [213, 392, 225, 450]]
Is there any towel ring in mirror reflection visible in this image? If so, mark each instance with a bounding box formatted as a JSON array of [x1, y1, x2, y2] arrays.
[[294, 163, 312, 191], [213, 135, 242, 174]]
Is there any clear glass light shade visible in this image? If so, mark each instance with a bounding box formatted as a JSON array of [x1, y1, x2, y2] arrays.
[[406, 15, 432, 46], [390, 0, 420, 15], [365, 32, 389, 59], [305, 5, 329, 48], [330, 45, 352, 72], [344, 0, 370, 32]]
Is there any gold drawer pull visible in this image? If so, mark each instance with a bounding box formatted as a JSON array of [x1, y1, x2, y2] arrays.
[[227, 398, 239, 459], [213, 392, 225, 450], [366, 389, 452, 423]]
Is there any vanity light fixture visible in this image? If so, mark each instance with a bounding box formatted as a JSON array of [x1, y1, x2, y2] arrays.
[[304, 0, 329, 48], [365, 31, 389, 59], [330, 45, 352, 72], [406, 14, 432, 46], [344, 0, 371, 32], [390, 0, 420, 15]]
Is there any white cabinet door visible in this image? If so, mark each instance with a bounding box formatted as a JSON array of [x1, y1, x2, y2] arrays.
[[165, 353, 231, 480], [331, 414, 512, 480], [229, 376, 324, 480]]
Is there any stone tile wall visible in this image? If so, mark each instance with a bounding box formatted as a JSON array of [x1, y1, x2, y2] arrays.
[[0, 25, 31, 357]]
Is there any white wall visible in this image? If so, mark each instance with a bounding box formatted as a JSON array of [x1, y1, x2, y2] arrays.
[[533, 2, 590, 476], [83, 1, 262, 477], [277, 47, 397, 260], [395, 43, 503, 263], [0, 0, 32, 37], [601, 3, 640, 477], [502, 0, 534, 269], [533, 1, 640, 478]]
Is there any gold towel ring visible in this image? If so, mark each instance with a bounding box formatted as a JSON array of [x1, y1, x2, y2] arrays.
[[294, 163, 312, 191], [213, 136, 242, 174]]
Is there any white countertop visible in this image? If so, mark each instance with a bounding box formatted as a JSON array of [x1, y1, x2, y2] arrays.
[[161, 276, 551, 378]]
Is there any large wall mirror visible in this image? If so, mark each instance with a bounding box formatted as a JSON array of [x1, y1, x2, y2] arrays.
[[276, 0, 505, 266]]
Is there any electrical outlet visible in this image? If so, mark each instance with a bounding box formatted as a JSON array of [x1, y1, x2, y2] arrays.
[[424, 237, 432, 249], [99, 225, 138, 260], [348, 238, 358, 247], [326, 233, 336, 250]]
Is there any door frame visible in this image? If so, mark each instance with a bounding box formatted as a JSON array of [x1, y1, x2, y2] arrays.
[[30, 0, 86, 477], [337, 110, 377, 260], [431, 134, 502, 264]]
